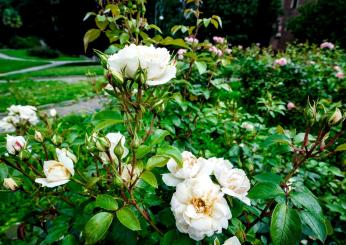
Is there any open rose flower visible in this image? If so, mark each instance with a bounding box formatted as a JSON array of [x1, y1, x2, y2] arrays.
[[185, 36, 199, 44], [213, 36, 225, 44], [274, 57, 287, 66], [171, 176, 231, 241], [287, 102, 295, 110], [162, 151, 214, 187], [8, 105, 39, 125], [0, 117, 16, 133], [108, 44, 176, 86], [213, 158, 251, 205], [105, 132, 129, 164], [6, 135, 26, 155], [35, 148, 75, 188], [336, 71, 344, 79], [320, 42, 334, 49]]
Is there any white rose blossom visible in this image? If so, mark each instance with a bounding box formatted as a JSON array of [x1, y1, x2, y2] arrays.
[[6, 135, 26, 155], [162, 151, 214, 187], [171, 176, 231, 241], [35, 148, 75, 188], [0, 118, 16, 133], [8, 105, 39, 125], [223, 236, 241, 245], [56, 148, 77, 163], [105, 132, 129, 164], [213, 158, 251, 205], [108, 44, 176, 86]]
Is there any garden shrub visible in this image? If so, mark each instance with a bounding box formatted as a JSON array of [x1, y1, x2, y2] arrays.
[[0, 0, 345, 244]]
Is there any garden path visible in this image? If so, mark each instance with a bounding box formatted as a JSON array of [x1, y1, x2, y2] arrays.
[[0, 96, 109, 119], [0, 51, 96, 77]]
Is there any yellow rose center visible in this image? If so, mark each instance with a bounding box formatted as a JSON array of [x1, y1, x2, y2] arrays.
[[191, 197, 212, 215]]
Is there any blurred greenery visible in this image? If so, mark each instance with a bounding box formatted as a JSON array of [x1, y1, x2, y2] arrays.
[[2, 65, 103, 80], [0, 59, 48, 73], [0, 80, 96, 111]]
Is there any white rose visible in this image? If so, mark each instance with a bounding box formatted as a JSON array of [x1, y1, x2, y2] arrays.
[[241, 122, 254, 131], [171, 176, 231, 241], [162, 151, 214, 187], [0, 118, 16, 133], [6, 135, 26, 155], [8, 105, 39, 125], [49, 108, 57, 117], [108, 44, 176, 86], [3, 178, 18, 191], [35, 148, 75, 187], [105, 132, 129, 164], [223, 236, 241, 245], [213, 159, 251, 205]]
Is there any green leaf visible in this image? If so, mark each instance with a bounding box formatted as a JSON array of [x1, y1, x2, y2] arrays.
[[95, 194, 118, 211], [157, 146, 183, 167], [253, 173, 282, 185], [149, 129, 170, 146], [161, 230, 176, 245], [146, 155, 170, 170], [94, 119, 123, 131], [116, 207, 141, 231], [84, 212, 113, 245], [248, 183, 285, 200], [61, 234, 77, 245], [270, 204, 301, 245], [136, 145, 152, 159], [160, 37, 189, 48], [335, 143, 346, 151], [140, 170, 158, 188], [263, 134, 291, 147], [194, 61, 207, 75], [120, 32, 130, 44], [290, 191, 322, 214], [0, 163, 8, 181], [83, 29, 101, 52], [299, 210, 327, 242]]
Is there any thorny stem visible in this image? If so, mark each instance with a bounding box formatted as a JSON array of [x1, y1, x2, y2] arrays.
[[246, 125, 345, 233], [130, 191, 163, 234]]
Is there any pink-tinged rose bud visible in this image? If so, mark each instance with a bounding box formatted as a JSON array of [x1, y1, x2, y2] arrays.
[[213, 36, 225, 44], [274, 58, 288, 66], [225, 48, 232, 54], [177, 49, 187, 60], [287, 102, 295, 110], [336, 71, 344, 79], [184, 36, 199, 44], [238, 45, 243, 49], [320, 42, 334, 49]]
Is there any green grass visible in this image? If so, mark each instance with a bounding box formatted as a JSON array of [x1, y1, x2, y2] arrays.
[[2, 65, 104, 80], [0, 49, 88, 61], [0, 80, 96, 112], [0, 59, 49, 74]]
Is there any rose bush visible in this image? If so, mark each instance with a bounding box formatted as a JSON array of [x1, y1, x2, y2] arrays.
[[0, 0, 345, 244]]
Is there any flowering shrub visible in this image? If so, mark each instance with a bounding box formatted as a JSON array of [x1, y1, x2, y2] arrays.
[[0, 0, 346, 244]]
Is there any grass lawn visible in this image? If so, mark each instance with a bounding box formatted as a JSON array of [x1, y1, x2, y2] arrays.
[[0, 80, 97, 112], [0, 49, 88, 61], [2, 65, 104, 80], [0, 59, 49, 74]]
